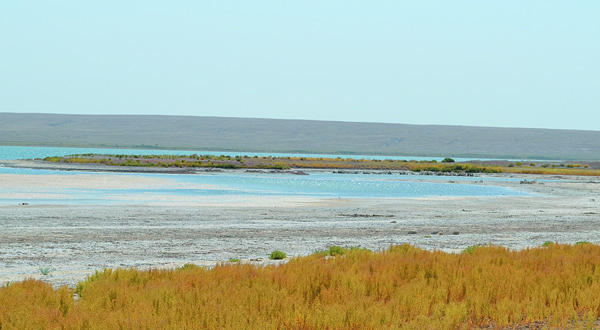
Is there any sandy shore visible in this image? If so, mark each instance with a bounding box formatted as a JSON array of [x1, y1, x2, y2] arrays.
[[1, 163, 599, 288]]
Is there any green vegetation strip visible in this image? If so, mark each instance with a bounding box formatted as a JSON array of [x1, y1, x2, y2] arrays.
[[43, 154, 503, 173], [42, 154, 600, 176]]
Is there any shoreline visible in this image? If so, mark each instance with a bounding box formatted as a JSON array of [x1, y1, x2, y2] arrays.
[[1, 161, 599, 288], [3, 158, 600, 180]]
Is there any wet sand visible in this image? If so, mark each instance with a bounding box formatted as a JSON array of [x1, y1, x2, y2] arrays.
[[1, 166, 599, 288]]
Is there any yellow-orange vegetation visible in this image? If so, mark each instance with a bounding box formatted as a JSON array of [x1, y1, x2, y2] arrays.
[[2, 244, 600, 329], [45, 154, 600, 176], [503, 166, 600, 176]]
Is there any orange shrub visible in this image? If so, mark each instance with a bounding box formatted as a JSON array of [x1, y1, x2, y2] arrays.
[[2, 244, 600, 329]]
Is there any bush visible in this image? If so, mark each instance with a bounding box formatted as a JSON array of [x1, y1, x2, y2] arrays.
[[7, 244, 600, 329], [39, 267, 52, 276], [269, 250, 287, 260], [328, 246, 346, 256], [349, 246, 372, 253], [179, 263, 199, 271], [462, 244, 483, 254], [441, 157, 455, 163], [314, 245, 372, 257], [575, 241, 591, 246]]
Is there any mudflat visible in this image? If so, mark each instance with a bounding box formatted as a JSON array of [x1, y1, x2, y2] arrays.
[[1, 169, 599, 288]]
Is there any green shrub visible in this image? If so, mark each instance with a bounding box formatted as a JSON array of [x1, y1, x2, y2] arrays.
[[269, 250, 287, 260], [542, 241, 555, 247], [314, 245, 372, 257], [39, 267, 52, 276], [313, 246, 346, 257], [441, 158, 455, 163], [462, 244, 483, 254], [179, 264, 199, 271], [327, 246, 346, 256], [43, 156, 63, 162], [349, 246, 372, 253], [575, 241, 591, 246]]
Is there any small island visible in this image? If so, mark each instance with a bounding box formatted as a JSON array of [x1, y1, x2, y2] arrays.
[[40, 153, 600, 176]]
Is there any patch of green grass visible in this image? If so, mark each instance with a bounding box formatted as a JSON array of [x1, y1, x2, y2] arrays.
[[349, 246, 372, 253], [313, 245, 348, 257], [575, 241, 591, 246], [326, 245, 346, 256], [179, 264, 199, 271], [542, 241, 555, 247], [268, 250, 287, 260], [39, 267, 52, 276], [228, 258, 240, 263], [461, 244, 483, 254], [313, 245, 372, 257]]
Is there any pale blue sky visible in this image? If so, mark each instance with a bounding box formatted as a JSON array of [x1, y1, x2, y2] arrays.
[[1, 1, 598, 130]]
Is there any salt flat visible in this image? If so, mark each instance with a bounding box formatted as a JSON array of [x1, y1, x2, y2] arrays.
[[1, 171, 599, 288]]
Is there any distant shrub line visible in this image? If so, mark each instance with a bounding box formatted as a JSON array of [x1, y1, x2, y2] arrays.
[[42, 154, 502, 174], [41, 154, 600, 176], [43, 154, 290, 170], [2, 243, 600, 329]]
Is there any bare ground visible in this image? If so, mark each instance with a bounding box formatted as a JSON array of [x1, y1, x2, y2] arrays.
[[1, 168, 599, 288]]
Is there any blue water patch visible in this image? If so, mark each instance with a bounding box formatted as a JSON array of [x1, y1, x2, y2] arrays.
[[0, 145, 538, 205], [0, 145, 518, 162], [0, 168, 530, 206], [167, 173, 529, 198]]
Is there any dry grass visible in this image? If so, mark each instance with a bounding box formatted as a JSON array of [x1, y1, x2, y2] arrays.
[[502, 166, 600, 176], [2, 244, 600, 329], [43, 154, 600, 176], [45, 154, 506, 173]]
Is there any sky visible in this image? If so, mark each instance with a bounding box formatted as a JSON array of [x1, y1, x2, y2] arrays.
[[1, 1, 598, 131]]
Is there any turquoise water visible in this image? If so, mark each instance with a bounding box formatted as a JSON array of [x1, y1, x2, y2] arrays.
[[166, 172, 527, 198], [0, 145, 476, 162], [0, 146, 531, 204], [0, 168, 529, 205]]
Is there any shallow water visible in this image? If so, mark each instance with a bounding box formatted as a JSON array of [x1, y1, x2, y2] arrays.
[[0, 146, 533, 205], [0, 168, 529, 206], [0, 145, 487, 162]]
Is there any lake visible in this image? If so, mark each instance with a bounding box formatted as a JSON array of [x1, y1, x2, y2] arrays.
[[0, 145, 482, 162], [0, 146, 530, 205]]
